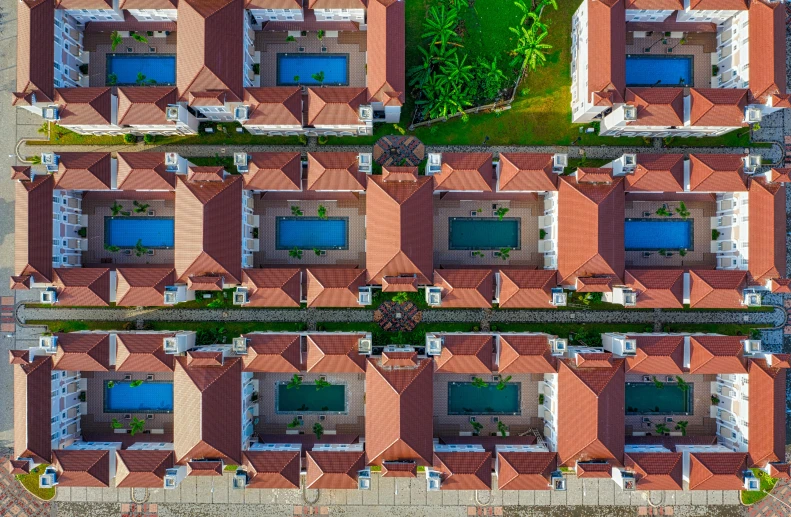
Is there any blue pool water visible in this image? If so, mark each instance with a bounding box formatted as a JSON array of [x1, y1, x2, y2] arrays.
[[104, 216, 175, 249], [276, 217, 349, 250], [626, 55, 693, 87], [277, 54, 349, 86], [625, 219, 693, 251], [106, 54, 176, 86], [449, 217, 521, 250], [104, 381, 174, 413]]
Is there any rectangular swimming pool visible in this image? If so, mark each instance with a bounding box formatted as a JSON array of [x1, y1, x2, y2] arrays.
[[104, 381, 174, 413], [624, 219, 692, 251], [626, 55, 693, 87], [277, 54, 349, 86], [276, 216, 349, 250], [276, 382, 347, 413], [448, 217, 520, 250], [625, 382, 692, 415], [106, 54, 176, 86], [105, 216, 175, 249], [448, 381, 521, 415]]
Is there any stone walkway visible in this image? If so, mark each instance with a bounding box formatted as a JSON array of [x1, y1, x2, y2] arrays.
[[0, 452, 52, 517], [744, 480, 791, 517]]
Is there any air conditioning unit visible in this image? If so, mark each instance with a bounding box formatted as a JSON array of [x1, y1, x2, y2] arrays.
[[552, 153, 568, 173], [358, 105, 373, 122], [358, 286, 372, 306], [234, 106, 249, 122], [232, 337, 249, 355], [425, 335, 443, 356], [743, 155, 761, 173], [42, 106, 60, 121], [744, 107, 762, 124], [358, 337, 372, 355], [426, 469, 441, 491], [39, 467, 58, 488], [233, 287, 249, 305], [234, 153, 249, 173], [165, 105, 180, 121], [550, 288, 567, 307], [622, 338, 637, 355], [742, 289, 762, 307], [40, 288, 58, 304], [163, 337, 179, 353], [358, 153, 372, 174], [41, 153, 59, 173], [163, 286, 179, 305], [550, 338, 567, 356], [357, 468, 371, 490], [549, 471, 566, 491], [623, 105, 637, 121], [621, 154, 637, 173], [425, 286, 442, 307], [39, 335, 58, 354], [232, 470, 248, 489], [621, 289, 637, 307]]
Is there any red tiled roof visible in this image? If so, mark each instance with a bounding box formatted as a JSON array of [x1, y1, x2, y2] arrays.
[[306, 87, 367, 126], [688, 335, 747, 374], [242, 268, 302, 307], [243, 450, 301, 489], [747, 359, 788, 466], [9, 460, 31, 475], [771, 278, 791, 293], [54, 153, 112, 190], [306, 451, 365, 489], [433, 451, 491, 490], [434, 334, 493, 374], [177, 0, 244, 102], [624, 453, 683, 490], [10, 276, 31, 290], [689, 88, 748, 127], [116, 267, 175, 307], [306, 333, 367, 373], [55, 88, 113, 127], [767, 463, 790, 479], [576, 461, 612, 478], [116, 450, 174, 488], [14, 174, 53, 283], [53, 450, 110, 487], [243, 88, 303, 128], [381, 350, 418, 367], [115, 333, 175, 372], [769, 168, 791, 183], [53, 268, 112, 307], [433, 153, 493, 191], [498, 334, 556, 374], [244, 152, 302, 191], [116, 153, 176, 190], [11, 166, 32, 181], [306, 152, 365, 191], [749, 178, 786, 282], [498, 269, 556, 309], [382, 276, 419, 292], [174, 357, 242, 464], [624, 335, 684, 375], [187, 461, 223, 476], [13, 355, 52, 464], [748, 0, 786, 103], [689, 0, 747, 8], [688, 154, 747, 192], [688, 453, 747, 490], [688, 270, 747, 309], [498, 153, 557, 192], [117, 87, 178, 126], [308, 0, 366, 7], [175, 175, 242, 284], [587, 0, 625, 103], [575, 276, 614, 293], [306, 268, 366, 307], [119, 0, 177, 8], [556, 359, 625, 467], [245, 0, 301, 10], [186, 350, 224, 367], [625, 88, 684, 127], [382, 461, 417, 477], [366, 174, 434, 284], [241, 333, 302, 372], [52, 332, 110, 371], [497, 451, 556, 490], [15, 0, 53, 104], [626, 154, 685, 192], [557, 175, 624, 286], [187, 166, 225, 182], [367, 0, 405, 106], [187, 275, 224, 291], [625, 0, 682, 7], [624, 269, 684, 309], [575, 352, 614, 369], [434, 269, 494, 308], [365, 358, 434, 466]]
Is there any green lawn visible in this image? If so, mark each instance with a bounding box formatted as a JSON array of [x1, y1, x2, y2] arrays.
[[741, 468, 779, 505], [27, 320, 132, 333], [15, 464, 56, 501], [489, 322, 654, 346], [317, 321, 478, 348], [660, 323, 770, 336]]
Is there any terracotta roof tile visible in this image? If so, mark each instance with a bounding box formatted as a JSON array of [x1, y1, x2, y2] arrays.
[[305, 268, 366, 307], [688, 335, 747, 374], [308, 0, 366, 7], [119, 0, 177, 8], [187, 166, 225, 182], [624, 452, 683, 490], [15, 0, 54, 104], [366, 0, 404, 106], [187, 275, 224, 291], [382, 461, 417, 477], [10, 276, 31, 290], [433, 451, 491, 490], [11, 166, 32, 181], [749, 178, 786, 282], [54, 153, 113, 190], [244, 152, 302, 191], [575, 276, 614, 293], [689, 269, 747, 309], [626, 154, 685, 192], [306, 333, 367, 373], [53, 268, 112, 306], [575, 352, 614, 369], [771, 278, 791, 293], [496, 451, 556, 490], [688, 154, 747, 192], [689, 88, 748, 127], [498, 153, 557, 192], [115, 332, 175, 372], [769, 168, 791, 183], [186, 350, 224, 367], [382, 276, 419, 292], [55, 88, 113, 127], [498, 269, 556, 308], [587, 0, 625, 103], [52, 449, 110, 487], [116, 267, 175, 307], [434, 269, 494, 308], [624, 269, 684, 309], [688, 452, 747, 490], [243, 88, 303, 127], [381, 350, 418, 367], [306, 451, 365, 489], [117, 87, 178, 126], [243, 450, 301, 489], [242, 268, 302, 307], [624, 335, 684, 375], [116, 153, 177, 190], [13, 355, 52, 464], [498, 334, 556, 374], [689, 0, 747, 8], [748, 0, 786, 103], [767, 462, 790, 479], [575, 461, 612, 478], [434, 334, 493, 373], [9, 460, 31, 475], [14, 174, 53, 283], [306, 152, 365, 191], [187, 461, 223, 475], [626, 0, 682, 8], [626, 88, 684, 127], [241, 333, 302, 372], [433, 153, 493, 191], [306, 87, 367, 126], [747, 359, 788, 466], [116, 450, 174, 488], [381, 165, 418, 182], [52, 332, 111, 371]]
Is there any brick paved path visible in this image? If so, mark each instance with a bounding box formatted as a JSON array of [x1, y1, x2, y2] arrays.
[[744, 481, 791, 517], [0, 455, 52, 517]]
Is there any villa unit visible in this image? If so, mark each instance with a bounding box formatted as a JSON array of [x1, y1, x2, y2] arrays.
[[571, 0, 789, 136], [11, 151, 788, 309], [13, 0, 404, 136], [9, 329, 788, 492]]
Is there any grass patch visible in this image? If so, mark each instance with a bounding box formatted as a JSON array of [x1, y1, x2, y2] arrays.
[[660, 323, 771, 336], [15, 464, 56, 501], [27, 124, 128, 146], [741, 468, 778, 505], [371, 289, 429, 310], [223, 464, 239, 472], [489, 322, 654, 346], [143, 321, 308, 344], [172, 289, 237, 309], [27, 320, 132, 333], [316, 321, 478, 348]]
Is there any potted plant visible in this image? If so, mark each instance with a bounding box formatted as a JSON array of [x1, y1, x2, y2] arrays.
[[652, 377, 664, 390], [497, 420, 508, 437], [471, 377, 487, 389], [290, 206, 303, 216], [496, 375, 512, 391], [317, 205, 327, 219], [287, 374, 302, 390], [655, 423, 670, 435], [675, 421, 688, 436], [313, 422, 324, 440], [711, 394, 720, 405], [470, 421, 483, 435]]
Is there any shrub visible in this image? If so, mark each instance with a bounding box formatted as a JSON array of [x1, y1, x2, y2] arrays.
[[712, 64, 719, 76], [143, 134, 154, 144], [298, 134, 308, 144], [286, 35, 296, 42], [318, 135, 329, 145], [252, 63, 260, 75], [712, 229, 720, 240], [79, 64, 89, 75], [123, 133, 136, 144], [77, 227, 87, 238], [539, 229, 546, 239]]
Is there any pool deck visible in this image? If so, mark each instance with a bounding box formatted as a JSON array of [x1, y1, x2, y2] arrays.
[[84, 33, 177, 88], [254, 195, 366, 267], [624, 373, 716, 436], [255, 31, 367, 88], [433, 199, 542, 268], [625, 33, 713, 89], [433, 373, 541, 437], [624, 199, 716, 269], [254, 372, 365, 437]]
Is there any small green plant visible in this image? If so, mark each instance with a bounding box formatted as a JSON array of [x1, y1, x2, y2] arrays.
[[107, 381, 115, 389], [655, 206, 672, 217], [134, 239, 149, 257], [110, 31, 122, 51], [711, 394, 720, 405], [291, 206, 303, 216], [78, 391, 86, 402], [289, 247, 303, 260], [658, 249, 667, 257], [315, 378, 331, 390], [287, 417, 301, 428], [252, 63, 260, 75], [712, 64, 719, 76], [130, 416, 145, 436], [287, 374, 302, 390], [317, 29, 325, 40], [143, 134, 154, 144], [538, 393, 544, 405], [123, 133, 136, 144], [497, 420, 508, 437], [294, 75, 300, 83], [314, 247, 322, 256], [393, 292, 410, 304], [679, 249, 687, 257], [131, 33, 148, 44], [471, 250, 485, 258], [655, 423, 670, 435], [286, 35, 296, 42], [110, 418, 123, 430], [133, 201, 151, 214], [471, 377, 488, 389], [129, 379, 144, 388], [496, 375, 512, 391], [79, 63, 89, 75], [652, 376, 664, 390], [539, 229, 546, 239], [111, 201, 124, 216], [317, 205, 327, 219], [313, 422, 324, 440], [311, 71, 325, 85], [712, 229, 720, 240], [675, 376, 690, 392], [675, 421, 688, 436], [498, 248, 511, 261], [495, 207, 510, 221], [318, 135, 329, 145], [77, 227, 87, 238], [107, 73, 118, 86], [104, 244, 121, 253], [675, 201, 690, 219], [470, 420, 483, 435]]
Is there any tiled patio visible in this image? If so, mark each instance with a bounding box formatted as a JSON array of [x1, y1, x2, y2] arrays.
[[254, 197, 366, 267], [624, 199, 716, 268], [82, 197, 175, 267], [254, 372, 365, 436], [433, 199, 542, 267], [255, 31, 367, 87], [84, 33, 177, 87], [626, 34, 713, 88], [433, 373, 541, 437]]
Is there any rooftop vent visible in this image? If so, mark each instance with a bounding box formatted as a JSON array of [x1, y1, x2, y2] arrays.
[[232, 337, 249, 355], [744, 107, 762, 124], [165, 105, 180, 121], [621, 288, 637, 307], [39, 335, 58, 354], [426, 153, 442, 175], [233, 287, 249, 306], [743, 470, 759, 491], [552, 153, 568, 173], [549, 471, 565, 491], [621, 154, 637, 173], [622, 338, 637, 355], [623, 105, 637, 121], [39, 467, 57, 488], [358, 153, 372, 174], [743, 155, 761, 174], [40, 288, 57, 304], [42, 106, 59, 121], [163, 337, 179, 354], [163, 286, 179, 305], [358, 105, 373, 122], [358, 337, 372, 355], [232, 470, 248, 490], [358, 286, 372, 306], [234, 106, 249, 122], [426, 469, 441, 491], [549, 338, 567, 356], [426, 335, 443, 356], [234, 153, 249, 173], [357, 468, 371, 490], [164, 153, 180, 173], [425, 286, 442, 307], [41, 153, 59, 173], [550, 288, 567, 307], [742, 289, 762, 307], [620, 471, 636, 491], [741, 339, 761, 355]]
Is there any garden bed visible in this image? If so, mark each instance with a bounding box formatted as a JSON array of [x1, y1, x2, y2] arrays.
[[15, 464, 56, 501]]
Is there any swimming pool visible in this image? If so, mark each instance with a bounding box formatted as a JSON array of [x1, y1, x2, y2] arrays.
[[105, 216, 175, 249], [104, 381, 174, 413], [624, 219, 692, 251], [448, 381, 521, 415], [276, 217, 349, 250], [626, 55, 693, 87], [448, 217, 520, 250], [276, 54, 349, 86], [276, 382, 347, 413], [106, 54, 176, 86], [625, 382, 692, 415]]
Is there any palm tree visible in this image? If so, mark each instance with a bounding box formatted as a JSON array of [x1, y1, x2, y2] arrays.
[[311, 71, 325, 85], [526, 11, 547, 35], [131, 33, 148, 44], [499, 248, 511, 261], [288, 247, 303, 260], [510, 25, 553, 71], [539, 0, 558, 11], [317, 205, 327, 219], [315, 378, 331, 390], [110, 418, 123, 430], [470, 421, 483, 435], [652, 376, 665, 390], [675, 376, 690, 392], [110, 201, 124, 216], [133, 201, 150, 214], [286, 374, 302, 390], [496, 375, 512, 390], [497, 420, 508, 437], [290, 206, 303, 216], [471, 377, 488, 389], [675, 201, 690, 219], [675, 420, 689, 436], [110, 31, 122, 52], [422, 5, 460, 52], [495, 207, 510, 221], [477, 57, 507, 99], [655, 423, 670, 435], [514, 0, 532, 25], [130, 417, 145, 436], [313, 422, 324, 440], [134, 239, 148, 257]]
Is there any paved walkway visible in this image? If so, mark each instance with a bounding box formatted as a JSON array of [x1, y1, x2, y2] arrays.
[[744, 480, 791, 517], [0, 452, 52, 517]]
